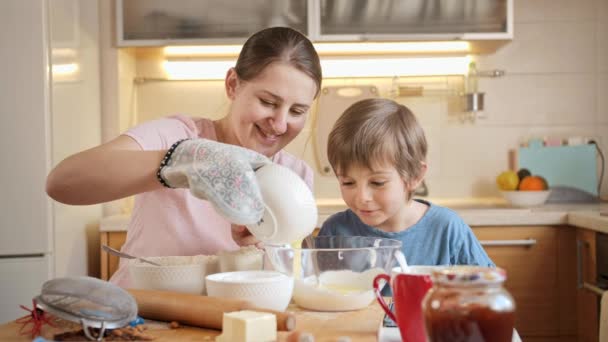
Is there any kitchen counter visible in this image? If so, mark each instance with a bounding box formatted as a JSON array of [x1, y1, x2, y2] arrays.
[[0, 302, 522, 342], [0, 301, 384, 342], [101, 198, 608, 234]]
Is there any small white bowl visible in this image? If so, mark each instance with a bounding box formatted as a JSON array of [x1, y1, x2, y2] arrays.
[[129, 255, 218, 295], [501, 190, 551, 207], [206, 270, 294, 311]]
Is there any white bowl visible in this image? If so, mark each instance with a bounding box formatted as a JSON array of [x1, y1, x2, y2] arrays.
[[501, 190, 551, 207], [218, 246, 264, 272], [247, 163, 318, 245], [129, 255, 218, 295], [205, 270, 294, 311]]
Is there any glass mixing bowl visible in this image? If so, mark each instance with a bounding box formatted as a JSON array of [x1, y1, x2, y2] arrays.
[[264, 236, 403, 311]]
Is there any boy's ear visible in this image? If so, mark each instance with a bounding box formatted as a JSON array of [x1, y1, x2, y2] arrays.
[[404, 162, 428, 191]]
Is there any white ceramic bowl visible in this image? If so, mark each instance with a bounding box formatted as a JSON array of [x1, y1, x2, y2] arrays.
[[129, 255, 219, 295], [218, 246, 265, 272], [205, 270, 294, 311], [247, 163, 318, 245], [501, 190, 551, 207]]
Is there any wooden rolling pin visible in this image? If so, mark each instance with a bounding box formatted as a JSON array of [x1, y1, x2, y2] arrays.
[[127, 289, 296, 331]]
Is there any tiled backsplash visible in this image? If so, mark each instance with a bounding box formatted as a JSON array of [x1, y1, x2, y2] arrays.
[[127, 0, 608, 200]]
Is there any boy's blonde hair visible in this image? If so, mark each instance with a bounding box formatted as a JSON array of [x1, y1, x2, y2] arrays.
[[327, 98, 427, 187]]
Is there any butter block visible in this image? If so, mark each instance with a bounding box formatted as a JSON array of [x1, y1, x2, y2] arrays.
[[216, 310, 277, 342]]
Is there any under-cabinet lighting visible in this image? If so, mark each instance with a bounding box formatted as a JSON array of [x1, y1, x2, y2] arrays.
[[163, 60, 236, 80], [162, 56, 471, 80], [163, 41, 471, 58], [314, 41, 470, 55], [321, 56, 472, 77], [52, 63, 79, 76], [164, 45, 242, 57]]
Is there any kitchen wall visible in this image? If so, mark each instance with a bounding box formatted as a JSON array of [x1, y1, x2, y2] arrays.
[[110, 0, 608, 202]]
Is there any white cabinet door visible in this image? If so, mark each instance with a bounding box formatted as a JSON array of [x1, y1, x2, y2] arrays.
[[0, 257, 52, 324]]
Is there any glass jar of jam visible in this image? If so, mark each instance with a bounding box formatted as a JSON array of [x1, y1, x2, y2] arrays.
[[422, 266, 515, 342]]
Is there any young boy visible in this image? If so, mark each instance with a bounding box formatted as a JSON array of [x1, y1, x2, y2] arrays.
[[318, 98, 494, 267]]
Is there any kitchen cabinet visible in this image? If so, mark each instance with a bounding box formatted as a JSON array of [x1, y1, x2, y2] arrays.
[[117, 0, 309, 46], [576, 228, 599, 342], [116, 0, 512, 47], [471, 225, 578, 341], [100, 231, 127, 281], [317, 0, 512, 42]]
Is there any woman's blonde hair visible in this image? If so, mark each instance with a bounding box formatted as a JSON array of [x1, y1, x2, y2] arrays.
[[327, 98, 427, 186]]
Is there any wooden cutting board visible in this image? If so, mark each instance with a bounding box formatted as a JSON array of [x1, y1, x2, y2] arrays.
[[313, 85, 379, 176]]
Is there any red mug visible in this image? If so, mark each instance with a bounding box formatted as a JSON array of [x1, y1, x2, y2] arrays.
[[373, 266, 438, 342]]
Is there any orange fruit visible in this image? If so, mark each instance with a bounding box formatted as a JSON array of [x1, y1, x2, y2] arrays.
[[518, 176, 548, 191]]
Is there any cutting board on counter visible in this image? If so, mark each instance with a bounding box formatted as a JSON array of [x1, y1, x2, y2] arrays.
[[517, 144, 598, 196], [313, 85, 379, 176]]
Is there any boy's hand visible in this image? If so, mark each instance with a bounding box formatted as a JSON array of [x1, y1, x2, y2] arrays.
[[160, 138, 271, 225]]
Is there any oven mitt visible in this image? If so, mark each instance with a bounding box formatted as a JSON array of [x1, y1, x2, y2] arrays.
[[159, 138, 271, 225]]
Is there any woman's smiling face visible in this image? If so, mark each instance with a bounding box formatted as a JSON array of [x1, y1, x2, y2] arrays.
[[222, 62, 318, 157]]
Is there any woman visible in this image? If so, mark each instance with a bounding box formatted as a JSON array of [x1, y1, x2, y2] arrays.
[[46, 27, 322, 287]]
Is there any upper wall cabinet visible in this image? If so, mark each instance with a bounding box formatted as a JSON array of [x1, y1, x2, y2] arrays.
[[315, 0, 512, 41], [117, 0, 512, 47], [117, 0, 309, 46]]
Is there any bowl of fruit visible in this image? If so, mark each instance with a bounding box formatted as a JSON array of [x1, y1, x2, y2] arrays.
[[496, 168, 551, 207]]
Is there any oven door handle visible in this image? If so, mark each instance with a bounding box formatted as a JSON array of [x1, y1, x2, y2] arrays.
[[577, 239, 607, 296]]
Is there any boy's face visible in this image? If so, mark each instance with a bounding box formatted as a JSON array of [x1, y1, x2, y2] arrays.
[[337, 163, 412, 231]]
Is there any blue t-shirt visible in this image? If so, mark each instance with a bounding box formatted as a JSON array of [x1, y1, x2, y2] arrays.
[[318, 199, 494, 268]]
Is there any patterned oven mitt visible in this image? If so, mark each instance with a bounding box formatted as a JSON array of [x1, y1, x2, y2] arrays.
[[158, 138, 271, 225]]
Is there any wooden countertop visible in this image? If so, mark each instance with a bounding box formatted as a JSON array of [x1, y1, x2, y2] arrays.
[[0, 302, 385, 342]]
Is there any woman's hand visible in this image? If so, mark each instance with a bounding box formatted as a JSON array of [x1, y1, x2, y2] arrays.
[[231, 225, 262, 247], [160, 138, 271, 225]]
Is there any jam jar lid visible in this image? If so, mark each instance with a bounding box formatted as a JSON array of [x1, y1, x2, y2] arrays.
[[431, 266, 506, 285]]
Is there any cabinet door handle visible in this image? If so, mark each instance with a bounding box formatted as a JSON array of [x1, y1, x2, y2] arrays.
[[479, 239, 537, 247]]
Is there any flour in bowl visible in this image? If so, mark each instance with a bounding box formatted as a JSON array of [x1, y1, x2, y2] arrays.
[[293, 267, 385, 311]]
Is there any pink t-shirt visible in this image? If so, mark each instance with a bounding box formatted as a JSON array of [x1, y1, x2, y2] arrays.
[[110, 115, 313, 287]]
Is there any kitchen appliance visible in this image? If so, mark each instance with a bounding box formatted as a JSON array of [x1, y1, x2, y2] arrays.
[[0, 0, 54, 324], [1, 0, 102, 324]]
